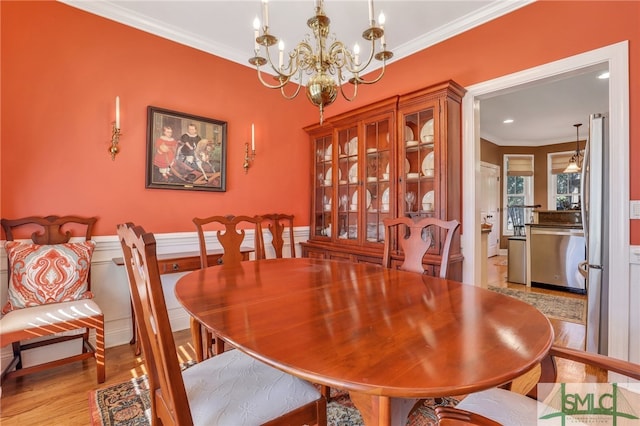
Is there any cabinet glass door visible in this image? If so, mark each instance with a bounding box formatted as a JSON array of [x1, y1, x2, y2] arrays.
[[336, 126, 358, 241], [313, 133, 333, 239], [400, 105, 441, 253], [402, 107, 436, 215], [363, 115, 393, 244]]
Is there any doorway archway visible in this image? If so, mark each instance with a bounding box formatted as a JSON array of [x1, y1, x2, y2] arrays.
[[461, 41, 630, 360]]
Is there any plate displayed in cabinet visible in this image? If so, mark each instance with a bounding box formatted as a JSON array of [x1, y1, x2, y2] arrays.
[[420, 119, 434, 143], [345, 137, 358, 156], [351, 189, 372, 210], [325, 144, 333, 161], [404, 125, 414, 142], [422, 191, 434, 211], [381, 188, 390, 212], [406, 140, 419, 147], [348, 163, 358, 183], [326, 167, 342, 182], [422, 152, 434, 176]]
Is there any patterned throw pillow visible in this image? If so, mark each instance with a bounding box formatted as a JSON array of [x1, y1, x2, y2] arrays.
[[2, 241, 96, 314]]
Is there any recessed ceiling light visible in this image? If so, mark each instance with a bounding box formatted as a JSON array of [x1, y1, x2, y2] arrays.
[[598, 71, 610, 79], [503, 119, 514, 124]]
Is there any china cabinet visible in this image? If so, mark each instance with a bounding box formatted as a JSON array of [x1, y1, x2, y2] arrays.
[[301, 81, 465, 279]]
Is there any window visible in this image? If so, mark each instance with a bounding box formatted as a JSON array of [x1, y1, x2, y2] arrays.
[[503, 155, 534, 235], [548, 152, 582, 210]]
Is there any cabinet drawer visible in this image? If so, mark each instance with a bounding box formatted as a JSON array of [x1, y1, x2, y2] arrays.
[[159, 256, 203, 274], [327, 251, 353, 261], [304, 249, 327, 259], [355, 255, 382, 266]]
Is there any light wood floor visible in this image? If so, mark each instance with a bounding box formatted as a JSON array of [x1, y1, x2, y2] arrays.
[[0, 256, 593, 425]]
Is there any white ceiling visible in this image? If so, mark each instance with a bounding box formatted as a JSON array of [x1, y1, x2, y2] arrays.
[[61, 0, 609, 146]]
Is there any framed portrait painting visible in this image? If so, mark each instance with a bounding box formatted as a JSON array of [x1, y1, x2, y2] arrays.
[[146, 106, 227, 192]]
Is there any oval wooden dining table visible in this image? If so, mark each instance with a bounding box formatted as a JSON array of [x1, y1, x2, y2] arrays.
[[174, 258, 554, 426]]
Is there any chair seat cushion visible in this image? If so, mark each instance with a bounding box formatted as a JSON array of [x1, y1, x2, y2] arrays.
[[456, 387, 586, 426], [3, 241, 96, 313], [456, 388, 538, 425], [0, 299, 103, 335], [183, 348, 321, 426]]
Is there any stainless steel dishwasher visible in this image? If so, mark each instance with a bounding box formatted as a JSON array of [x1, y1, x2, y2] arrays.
[[528, 225, 586, 293], [507, 236, 527, 284]]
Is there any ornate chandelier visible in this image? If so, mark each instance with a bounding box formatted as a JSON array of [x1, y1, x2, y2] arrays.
[[249, 0, 392, 124]]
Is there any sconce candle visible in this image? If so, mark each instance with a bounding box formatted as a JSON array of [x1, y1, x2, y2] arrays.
[[115, 96, 120, 129], [244, 124, 257, 174], [110, 96, 122, 161]]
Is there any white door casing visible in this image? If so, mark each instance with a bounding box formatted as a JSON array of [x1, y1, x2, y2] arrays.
[[462, 41, 630, 361]]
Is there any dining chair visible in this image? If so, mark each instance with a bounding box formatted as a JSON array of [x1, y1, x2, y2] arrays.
[[192, 214, 265, 360], [261, 213, 296, 258], [435, 344, 640, 425], [116, 223, 327, 426], [382, 216, 460, 278], [0, 215, 105, 384]]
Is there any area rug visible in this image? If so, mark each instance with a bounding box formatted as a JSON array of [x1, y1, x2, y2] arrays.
[[89, 370, 458, 426], [488, 286, 586, 324]]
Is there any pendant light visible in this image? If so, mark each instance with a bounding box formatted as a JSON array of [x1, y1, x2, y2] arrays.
[[563, 123, 583, 173]]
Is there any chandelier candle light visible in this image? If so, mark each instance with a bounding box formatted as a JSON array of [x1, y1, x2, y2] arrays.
[[249, 0, 392, 124]]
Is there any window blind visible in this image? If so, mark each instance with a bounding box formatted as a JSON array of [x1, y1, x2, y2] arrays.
[[506, 156, 534, 176]]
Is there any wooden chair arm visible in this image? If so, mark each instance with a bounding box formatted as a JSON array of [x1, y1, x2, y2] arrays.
[[549, 345, 640, 380], [435, 406, 501, 426]]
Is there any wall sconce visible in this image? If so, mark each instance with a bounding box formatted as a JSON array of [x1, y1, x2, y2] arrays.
[[243, 123, 257, 173], [109, 96, 121, 161]]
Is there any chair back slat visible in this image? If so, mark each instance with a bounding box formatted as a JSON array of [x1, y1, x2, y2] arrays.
[[193, 215, 265, 268], [383, 216, 460, 278], [261, 213, 296, 258], [117, 223, 193, 426]]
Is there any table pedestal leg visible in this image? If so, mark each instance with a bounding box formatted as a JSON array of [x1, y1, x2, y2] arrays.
[[349, 392, 390, 425], [349, 392, 418, 426]]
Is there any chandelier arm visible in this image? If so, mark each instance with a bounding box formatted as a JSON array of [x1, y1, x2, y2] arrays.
[[327, 41, 349, 69], [279, 79, 303, 100], [254, 65, 303, 100], [262, 44, 290, 78], [267, 41, 313, 81], [351, 59, 388, 85], [254, 66, 290, 90], [338, 77, 359, 102], [344, 39, 378, 75]]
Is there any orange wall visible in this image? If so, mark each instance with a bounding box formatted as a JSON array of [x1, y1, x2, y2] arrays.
[[2, 1, 639, 242], [0, 1, 318, 235]]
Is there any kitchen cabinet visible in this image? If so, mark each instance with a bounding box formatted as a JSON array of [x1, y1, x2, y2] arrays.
[[301, 81, 465, 280]]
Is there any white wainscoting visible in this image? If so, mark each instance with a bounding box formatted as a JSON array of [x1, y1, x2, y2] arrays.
[[0, 227, 309, 370]]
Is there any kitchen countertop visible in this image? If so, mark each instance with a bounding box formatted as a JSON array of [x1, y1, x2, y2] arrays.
[[527, 223, 583, 230]]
